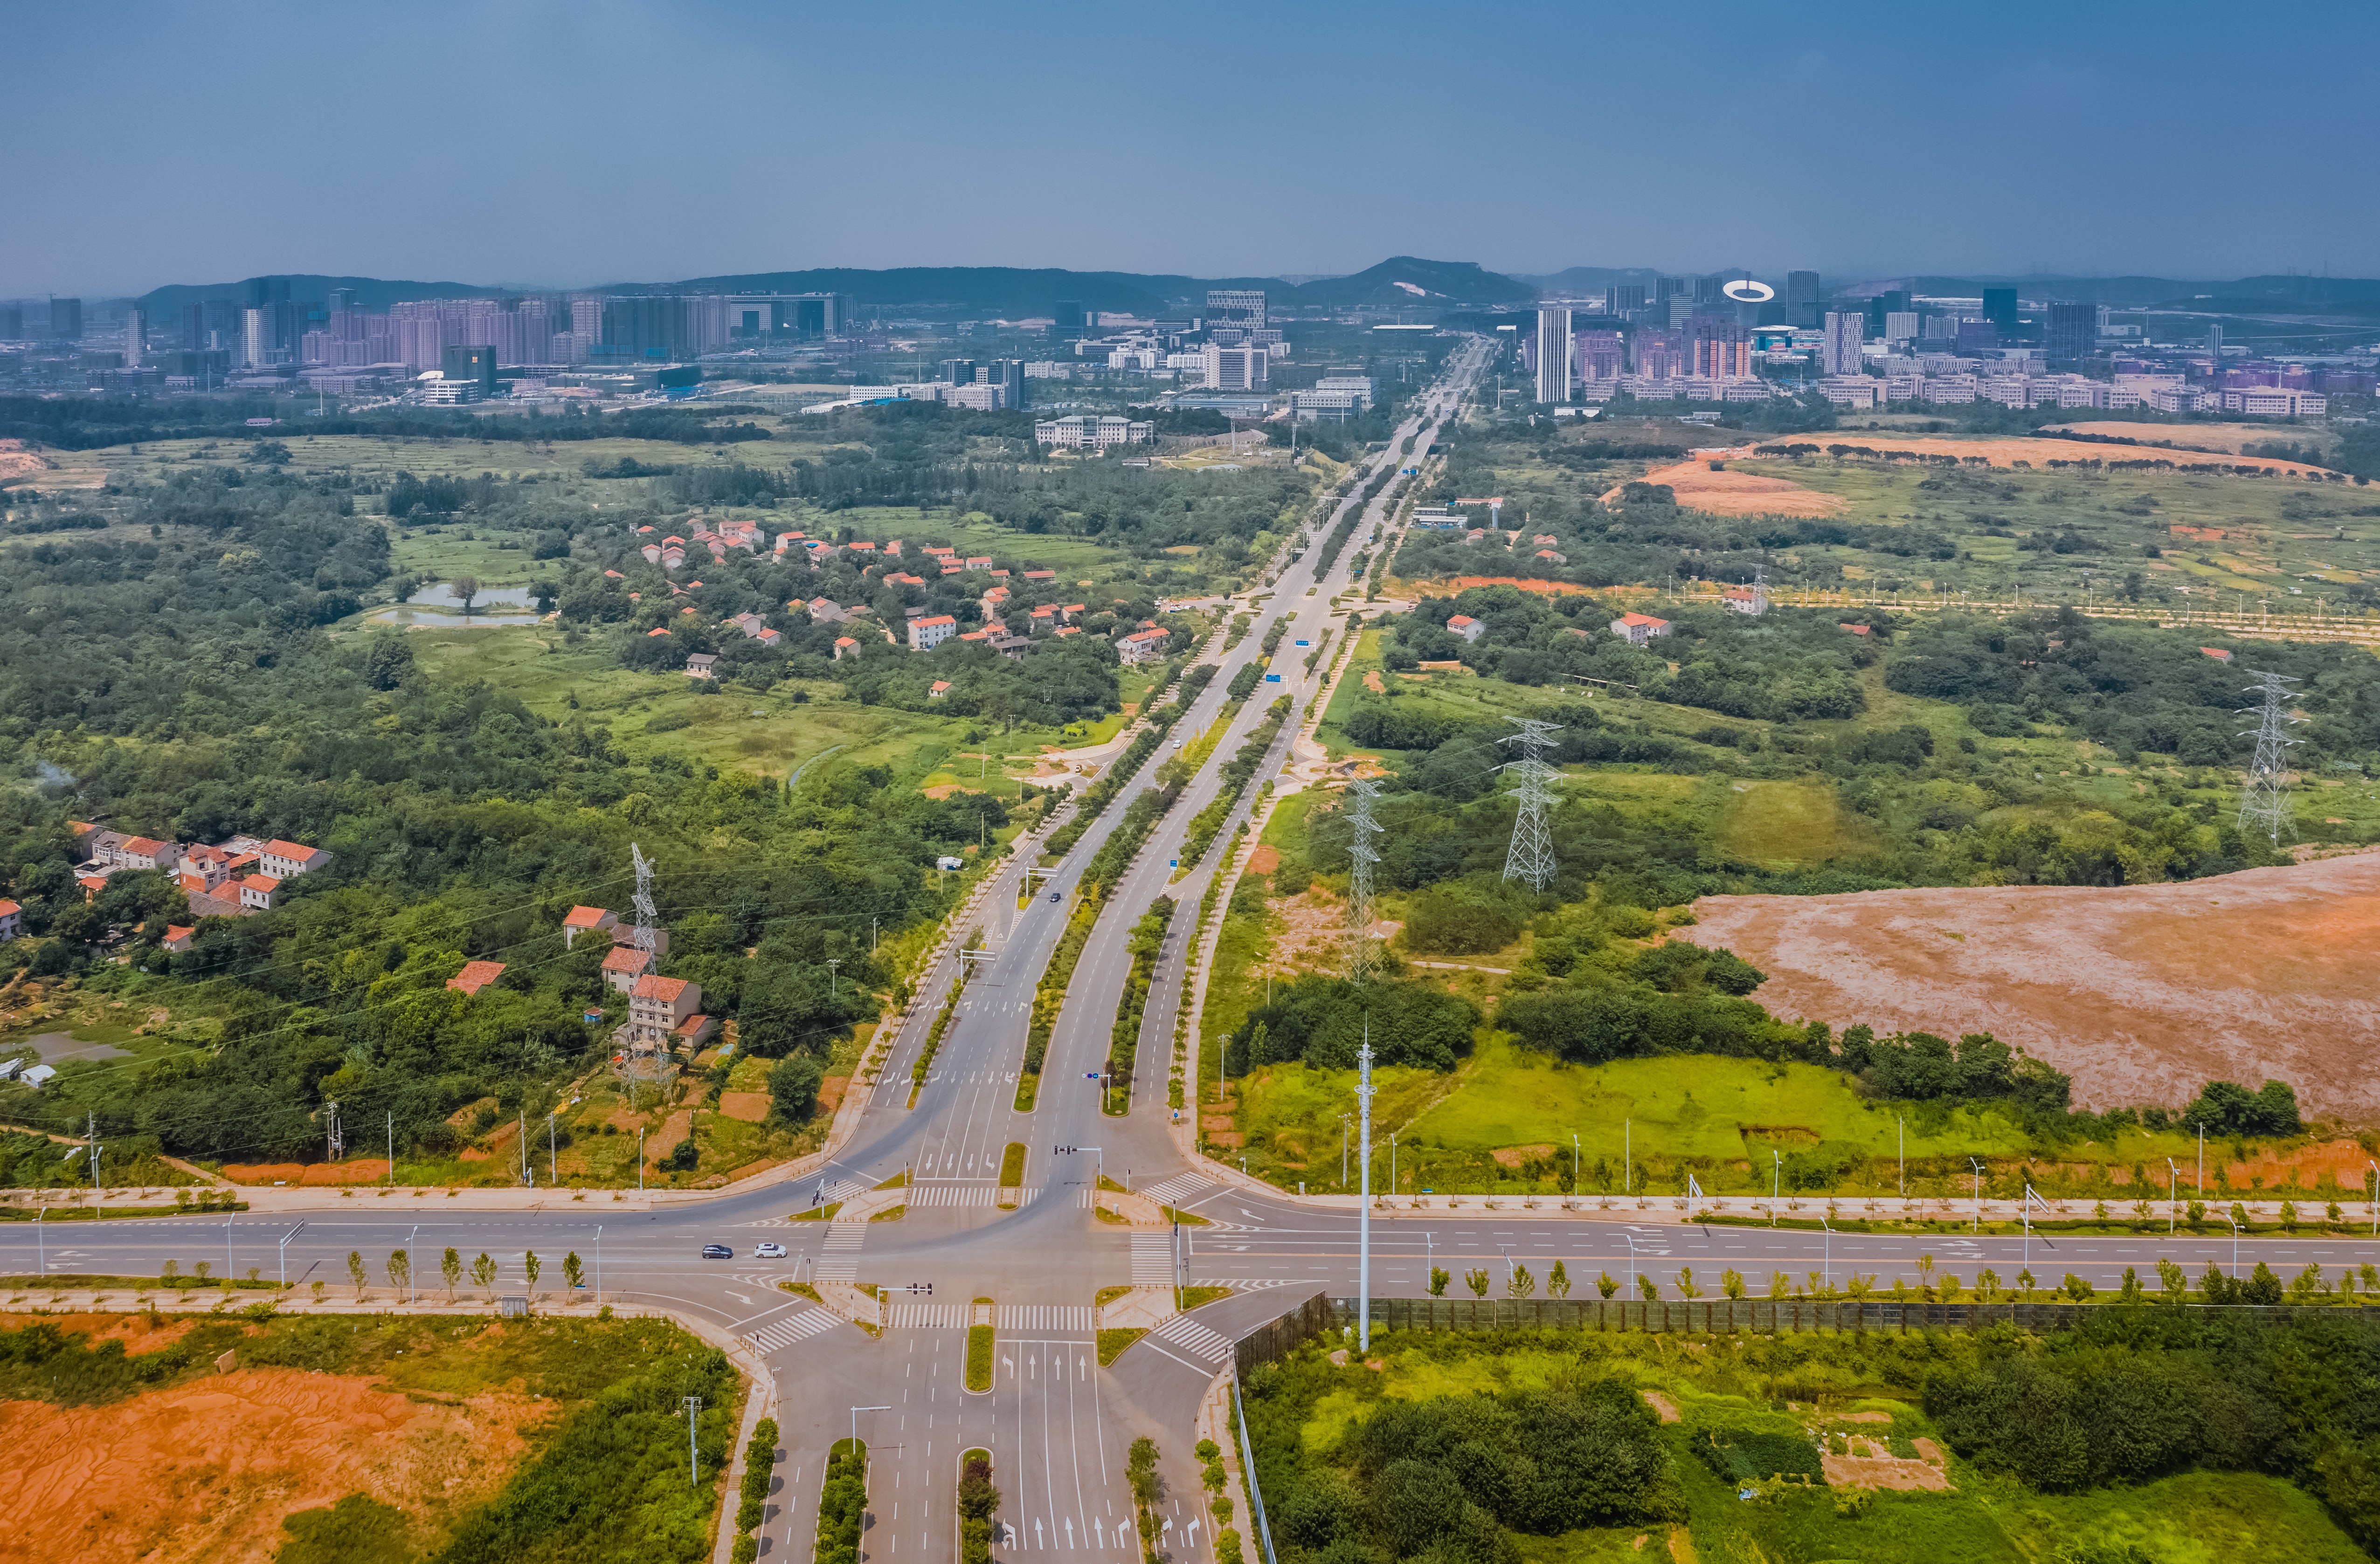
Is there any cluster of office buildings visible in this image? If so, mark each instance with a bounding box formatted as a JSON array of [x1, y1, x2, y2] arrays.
[[1521, 273, 2362, 418]]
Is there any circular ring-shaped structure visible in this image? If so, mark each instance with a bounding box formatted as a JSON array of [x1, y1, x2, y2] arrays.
[[1722, 278, 1775, 303]]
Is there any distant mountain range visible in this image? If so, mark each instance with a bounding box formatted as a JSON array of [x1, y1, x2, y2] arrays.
[[133, 262, 2380, 319]]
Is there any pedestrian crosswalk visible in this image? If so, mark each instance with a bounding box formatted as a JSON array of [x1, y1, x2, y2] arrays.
[[886, 1302, 971, 1329], [908, 1184, 1043, 1207], [997, 1304, 1093, 1333], [815, 1222, 867, 1280], [1146, 1312, 1233, 1365], [1131, 1232, 1174, 1285], [1136, 1173, 1216, 1209], [745, 1309, 840, 1354]]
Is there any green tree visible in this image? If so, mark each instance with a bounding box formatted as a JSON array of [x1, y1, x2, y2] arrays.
[[1545, 1260, 1570, 1299], [471, 1250, 498, 1300], [2242, 1261, 2283, 1304], [769, 1053, 828, 1123], [386, 1249, 411, 1296], [1428, 1266, 1449, 1297], [1676, 1267, 1700, 1300], [347, 1250, 367, 1300], [2062, 1273, 2094, 1302], [1507, 1264, 1536, 1299], [2117, 1267, 2143, 1303], [524, 1250, 542, 1297], [1465, 1268, 1490, 1298], [2156, 1258, 2186, 1300], [1598, 1271, 1619, 1299], [442, 1246, 463, 1302], [563, 1251, 584, 1292], [1720, 1268, 1744, 1300], [1976, 1268, 2001, 1301], [1638, 1274, 1659, 1301], [451, 574, 481, 613]]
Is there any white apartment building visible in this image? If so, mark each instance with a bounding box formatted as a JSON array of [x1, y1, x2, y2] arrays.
[[1035, 414, 1155, 449], [2222, 386, 2325, 417], [1204, 344, 1269, 391], [1821, 311, 1866, 376]]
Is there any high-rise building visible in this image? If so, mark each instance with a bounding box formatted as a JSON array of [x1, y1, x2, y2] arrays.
[[1572, 329, 1625, 381], [326, 287, 356, 315], [2206, 323, 2224, 361], [1607, 283, 1647, 316], [51, 296, 83, 339], [1654, 276, 1686, 304], [1054, 300, 1086, 337], [1206, 290, 1266, 331], [940, 358, 976, 386], [1688, 313, 1751, 379], [2045, 302, 2096, 365], [989, 358, 1025, 409], [242, 308, 269, 368], [1693, 275, 1723, 305], [1534, 306, 1571, 403], [122, 307, 145, 366], [1982, 288, 2018, 336], [1785, 271, 1821, 328], [1202, 344, 1269, 392], [1822, 311, 1866, 376], [1632, 328, 1685, 379], [442, 344, 497, 394], [179, 303, 205, 351], [1882, 311, 1921, 342], [0, 304, 21, 339]]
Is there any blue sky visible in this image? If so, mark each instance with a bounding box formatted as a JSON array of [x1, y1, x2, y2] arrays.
[[5, 0, 2375, 296]]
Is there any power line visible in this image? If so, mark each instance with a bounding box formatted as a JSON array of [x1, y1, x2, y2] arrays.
[[1496, 717, 1562, 893]]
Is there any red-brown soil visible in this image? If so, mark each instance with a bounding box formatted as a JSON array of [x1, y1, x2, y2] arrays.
[[1684, 852, 2380, 1118], [717, 1091, 770, 1123], [0, 1367, 541, 1563], [219, 1160, 390, 1186]]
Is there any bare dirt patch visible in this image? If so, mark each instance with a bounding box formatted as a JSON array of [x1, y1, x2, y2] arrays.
[[17, 1313, 199, 1355], [1489, 1144, 1554, 1168], [1684, 852, 2380, 1118], [1640, 1390, 1681, 1423], [218, 1160, 389, 1187], [1246, 845, 1280, 875], [717, 1091, 770, 1123], [0, 1367, 541, 1564], [1761, 432, 2338, 478], [2045, 421, 2332, 459], [1608, 459, 1848, 517], [1822, 1448, 1950, 1491], [0, 439, 52, 483], [817, 1075, 851, 1117]]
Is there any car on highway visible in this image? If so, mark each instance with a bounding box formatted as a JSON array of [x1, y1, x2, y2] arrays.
[[753, 1241, 787, 1260], [1049, 890, 1061, 902], [700, 1243, 733, 1259]]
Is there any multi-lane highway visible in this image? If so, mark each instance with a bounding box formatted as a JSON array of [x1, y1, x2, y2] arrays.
[[11, 335, 2373, 1564]]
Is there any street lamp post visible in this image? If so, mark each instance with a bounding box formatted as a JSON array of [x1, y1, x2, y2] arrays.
[[2168, 1159, 2180, 1237], [595, 1226, 602, 1303], [1820, 1214, 1833, 1293], [34, 1206, 43, 1275], [1571, 1132, 1579, 1207], [2222, 1208, 2241, 1278], [850, 1404, 890, 1458], [277, 1221, 305, 1288], [1969, 1158, 1986, 1233], [225, 1212, 235, 1282], [2369, 1162, 2378, 1237], [406, 1226, 419, 1303], [1356, 1027, 1374, 1350], [1623, 1232, 1637, 1298], [1770, 1150, 1782, 1226]]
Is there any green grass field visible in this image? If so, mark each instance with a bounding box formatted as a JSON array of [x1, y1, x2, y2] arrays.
[[1233, 1038, 2037, 1196]]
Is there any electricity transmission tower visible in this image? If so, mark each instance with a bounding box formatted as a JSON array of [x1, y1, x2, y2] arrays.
[[1345, 778, 1384, 983], [1497, 717, 1563, 892], [630, 841, 659, 970], [2235, 672, 2303, 844]]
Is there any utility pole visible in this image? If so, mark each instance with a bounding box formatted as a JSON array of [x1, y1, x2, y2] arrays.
[[87, 1112, 101, 1217], [549, 1111, 558, 1186], [521, 1111, 530, 1187], [387, 1111, 394, 1186], [1356, 1020, 1374, 1352], [682, 1397, 704, 1484]]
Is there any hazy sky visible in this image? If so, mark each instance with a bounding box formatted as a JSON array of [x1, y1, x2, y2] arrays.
[[7, 0, 2376, 298]]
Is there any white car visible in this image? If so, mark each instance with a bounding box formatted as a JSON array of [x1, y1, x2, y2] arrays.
[[753, 1241, 788, 1260]]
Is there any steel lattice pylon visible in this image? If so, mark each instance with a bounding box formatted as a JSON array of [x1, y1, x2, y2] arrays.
[[1345, 778, 1385, 982], [616, 841, 677, 1097], [1497, 717, 1563, 892], [2235, 672, 2304, 844]]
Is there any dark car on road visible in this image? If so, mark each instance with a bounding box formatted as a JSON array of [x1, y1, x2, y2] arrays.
[[700, 1243, 733, 1259]]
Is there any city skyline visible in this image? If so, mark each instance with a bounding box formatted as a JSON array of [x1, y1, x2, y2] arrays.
[[5, 1, 2377, 297]]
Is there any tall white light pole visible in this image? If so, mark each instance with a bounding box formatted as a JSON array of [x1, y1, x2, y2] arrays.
[[2168, 1159, 2179, 1237], [1356, 1021, 1375, 1352], [406, 1225, 419, 1304]]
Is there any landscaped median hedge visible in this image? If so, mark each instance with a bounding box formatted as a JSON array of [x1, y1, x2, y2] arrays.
[[815, 1438, 867, 1564], [730, 1417, 779, 1564]]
